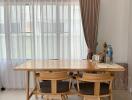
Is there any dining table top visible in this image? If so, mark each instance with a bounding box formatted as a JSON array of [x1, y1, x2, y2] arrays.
[[14, 60, 125, 72]]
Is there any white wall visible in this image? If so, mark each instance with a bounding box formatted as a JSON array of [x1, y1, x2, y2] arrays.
[[98, 0, 129, 63], [98, 0, 132, 91], [128, 0, 132, 92]]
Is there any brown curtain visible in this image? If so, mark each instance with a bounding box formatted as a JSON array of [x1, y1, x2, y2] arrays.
[[79, 0, 100, 59]]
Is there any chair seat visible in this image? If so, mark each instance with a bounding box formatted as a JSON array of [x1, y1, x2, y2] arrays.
[[40, 80, 69, 93], [74, 82, 109, 95]]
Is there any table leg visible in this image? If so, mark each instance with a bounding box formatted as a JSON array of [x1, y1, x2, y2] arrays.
[[26, 71, 30, 100], [34, 71, 38, 99]]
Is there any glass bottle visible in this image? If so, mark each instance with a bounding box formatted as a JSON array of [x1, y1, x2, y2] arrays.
[[106, 45, 113, 64]]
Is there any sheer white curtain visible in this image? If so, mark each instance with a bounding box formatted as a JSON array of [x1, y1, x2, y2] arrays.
[[0, 0, 87, 88]]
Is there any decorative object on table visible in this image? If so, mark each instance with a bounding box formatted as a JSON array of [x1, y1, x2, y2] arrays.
[[103, 42, 108, 62], [92, 54, 100, 63], [106, 45, 113, 64], [96, 42, 108, 63]]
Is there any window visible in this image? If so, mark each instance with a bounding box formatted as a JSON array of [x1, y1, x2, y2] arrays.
[[0, 1, 87, 60]]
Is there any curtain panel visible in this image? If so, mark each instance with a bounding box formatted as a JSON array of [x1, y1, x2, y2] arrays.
[[0, 0, 87, 88], [79, 0, 100, 59]]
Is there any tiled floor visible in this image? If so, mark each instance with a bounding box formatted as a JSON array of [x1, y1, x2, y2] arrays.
[[0, 90, 132, 100]]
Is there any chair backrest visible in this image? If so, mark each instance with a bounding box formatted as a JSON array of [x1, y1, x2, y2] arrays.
[[77, 72, 113, 96], [37, 71, 68, 80], [81, 73, 113, 82], [36, 71, 69, 94]]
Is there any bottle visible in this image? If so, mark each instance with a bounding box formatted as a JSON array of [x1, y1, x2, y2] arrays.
[[106, 45, 113, 63]]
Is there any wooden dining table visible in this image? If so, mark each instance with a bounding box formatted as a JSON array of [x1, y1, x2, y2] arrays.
[[14, 60, 125, 100]]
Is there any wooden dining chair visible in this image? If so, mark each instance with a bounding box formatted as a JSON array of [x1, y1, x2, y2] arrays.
[[75, 72, 113, 100], [35, 71, 72, 100]]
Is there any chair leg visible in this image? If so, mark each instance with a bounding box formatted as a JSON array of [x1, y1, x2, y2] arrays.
[[63, 95, 68, 100], [109, 95, 112, 100], [83, 96, 85, 100], [62, 94, 68, 100], [41, 95, 44, 99], [44, 95, 49, 100], [59, 95, 63, 100], [100, 97, 103, 100], [61, 95, 65, 100], [98, 97, 100, 100], [65, 95, 68, 100]]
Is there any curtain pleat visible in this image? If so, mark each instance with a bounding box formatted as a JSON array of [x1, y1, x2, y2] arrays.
[[79, 0, 100, 59]]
